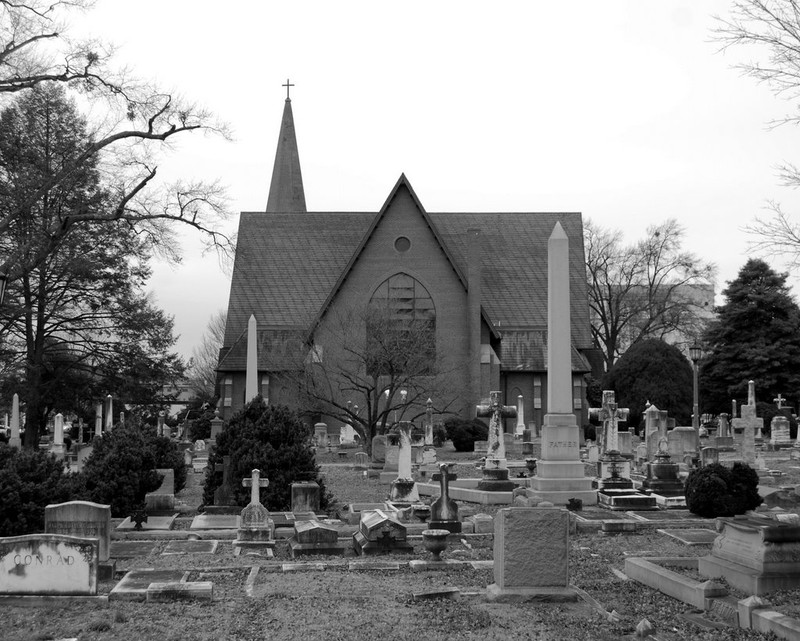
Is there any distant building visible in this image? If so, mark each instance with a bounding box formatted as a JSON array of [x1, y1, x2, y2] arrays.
[[217, 93, 598, 430]]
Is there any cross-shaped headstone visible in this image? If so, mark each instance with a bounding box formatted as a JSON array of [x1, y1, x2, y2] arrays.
[[588, 390, 629, 457], [242, 468, 269, 506], [282, 78, 294, 99], [476, 390, 517, 460], [774, 394, 787, 409]]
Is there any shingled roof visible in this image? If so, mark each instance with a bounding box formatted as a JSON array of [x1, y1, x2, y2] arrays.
[[219, 182, 592, 372]]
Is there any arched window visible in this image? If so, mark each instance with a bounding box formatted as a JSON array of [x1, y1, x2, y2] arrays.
[[366, 273, 436, 375]]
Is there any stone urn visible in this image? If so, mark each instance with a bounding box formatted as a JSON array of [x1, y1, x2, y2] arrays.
[[421, 528, 450, 561]]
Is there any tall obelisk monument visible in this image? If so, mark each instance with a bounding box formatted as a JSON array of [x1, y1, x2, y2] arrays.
[[528, 222, 595, 505]]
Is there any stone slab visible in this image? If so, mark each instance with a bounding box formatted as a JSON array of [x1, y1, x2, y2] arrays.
[[45, 501, 111, 562], [109, 569, 189, 602], [624, 557, 727, 610], [494, 508, 569, 589], [281, 562, 327, 572], [657, 529, 718, 546], [631, 509, 695, 521], [190, 514, 240, 530], [347, 561, 401, 571], [110, 541, 157, 558], [409, 559, 469, 572], [116, 514, 177, 531], [162, 540, 218, 555], [146, 581, 213, 602]]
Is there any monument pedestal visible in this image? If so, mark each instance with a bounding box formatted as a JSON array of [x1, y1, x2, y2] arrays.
[[527, 415, 596, 505], [477, 458, 516, 492], [699, 516, 800, 595]]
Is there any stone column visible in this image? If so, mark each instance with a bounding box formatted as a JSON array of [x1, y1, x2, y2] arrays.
[[52, 413, 65, 457], [527, 223, 595, 505], [9, 393, 21, 448], [515, 395, 525, 438], [644, 404, 660, 462], [245, 314, 258, 403], [94, 402, 103, 438], [104, 395, 113, 431]]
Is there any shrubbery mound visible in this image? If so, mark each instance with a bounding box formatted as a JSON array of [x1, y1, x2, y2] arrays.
[[203, 397, 329, 511], [685, 462, 763, 518], [444, 417, 489, 452]]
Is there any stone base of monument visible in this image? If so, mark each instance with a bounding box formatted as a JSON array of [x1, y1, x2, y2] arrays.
[[428, 519, 462, 534], [649, 493, 687, 508], [526, 460, 597, 506], [477, 459, 517, 492], [389, 479, 420, 503], [714, 436, 735, 451], [698, 515, 800, 595], [485, 583, 579, 603], [597, 489, 658, 511], [352, 509, 414, 556], [232, 536, 276, 557]]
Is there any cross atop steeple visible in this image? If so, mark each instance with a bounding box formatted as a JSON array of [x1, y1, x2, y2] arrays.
[[282, 78, 294, 100]]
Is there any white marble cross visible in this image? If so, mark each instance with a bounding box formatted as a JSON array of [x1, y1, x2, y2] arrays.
[[589, 390, 629, 455], [242, 468, 269, 506], [774, 394, 787, 409]]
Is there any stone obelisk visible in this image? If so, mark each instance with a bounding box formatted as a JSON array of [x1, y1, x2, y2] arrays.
[[245, 314, 258, 402], [527, 222, 595, 505], [9, 393, 21, 448]]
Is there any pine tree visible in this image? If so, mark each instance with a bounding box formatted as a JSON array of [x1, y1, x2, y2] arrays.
[[700, 259, 800, 412]]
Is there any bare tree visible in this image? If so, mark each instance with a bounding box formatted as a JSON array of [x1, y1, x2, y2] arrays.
[[186, 310, 226, 403], [297, 306, 461, 454], [585, 218, 716, 371], [714, 0, 800, 262], [0, 0, 233, 287]]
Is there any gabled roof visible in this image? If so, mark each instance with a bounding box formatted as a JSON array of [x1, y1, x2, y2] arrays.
[[307, 174, 498, 338], [220, 190, 592, 371], [266, 98, 306, 212]]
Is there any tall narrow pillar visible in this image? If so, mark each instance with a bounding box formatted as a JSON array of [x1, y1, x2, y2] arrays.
[[528, 223, 595, 505], [245, 314, 258, 402]]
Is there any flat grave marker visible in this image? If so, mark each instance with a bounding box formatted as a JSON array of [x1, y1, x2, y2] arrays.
[[191, 514, 240, 530], [657, 528, 718, 546], [109, 569, 189, 602], [116, 514, 177, 531], [162, 540, 218, 555], [111, 541, 157, 558]]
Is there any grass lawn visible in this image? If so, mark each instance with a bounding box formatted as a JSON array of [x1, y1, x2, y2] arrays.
[[2, 441, 797, 640]]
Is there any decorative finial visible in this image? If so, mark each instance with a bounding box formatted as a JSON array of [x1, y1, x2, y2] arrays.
[[282, 78, 294, 100]]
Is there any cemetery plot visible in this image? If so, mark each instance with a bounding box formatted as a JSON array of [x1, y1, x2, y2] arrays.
[[116, 514, 178, 530], [186, 567, 251, 599], [109, 569, 190, 602]]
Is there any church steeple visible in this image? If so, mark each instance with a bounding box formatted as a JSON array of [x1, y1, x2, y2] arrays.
[[266, 80, 306, 212]]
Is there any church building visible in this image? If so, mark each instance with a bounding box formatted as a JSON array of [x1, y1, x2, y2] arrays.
[[217, 92, 597, 432]]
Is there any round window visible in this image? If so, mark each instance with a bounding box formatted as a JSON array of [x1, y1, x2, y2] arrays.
[[394, 236, 411, 253]]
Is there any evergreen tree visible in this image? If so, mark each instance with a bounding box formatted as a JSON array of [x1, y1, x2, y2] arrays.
[[700, 259, 800, 412], [602, 338, 693, 428]]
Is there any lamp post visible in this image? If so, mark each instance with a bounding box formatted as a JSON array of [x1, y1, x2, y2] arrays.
[[689, 344, 702, 430], [0, 273, 6, 306]]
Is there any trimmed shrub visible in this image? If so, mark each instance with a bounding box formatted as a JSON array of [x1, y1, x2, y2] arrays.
[[202, 397, 330, 512], [73, 420, 185, 516], [0, 444, 75, 536], [685, 462, 763, 518], [444, 417, 489, 452]]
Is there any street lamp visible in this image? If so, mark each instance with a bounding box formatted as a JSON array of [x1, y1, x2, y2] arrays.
[[689, 343, 702, 430], [0, 272, 6, 306]]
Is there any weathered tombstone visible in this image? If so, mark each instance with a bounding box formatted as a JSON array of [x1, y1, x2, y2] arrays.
[[208, 456, 238, 514], [51, 412, 65, 458], [770, 416, 792, 448], [381, 441, 400, 483], [352, 509, 413, 556], [644, 404, 660, 462], [429, 463, 461, 533], [314, 422, 329, 448], [732, 381, 764, 451], [715, 413, 735, 450], [291, 480, 320, 514], [487, 508, 575, 601], [371, 435, 387, 469], [289, 520, 344, 558], [45, 501, 112, 564], [0, 534, 99, 596], [587, 445, 599, 463], [340, 422, 357, 445], [476, 391, 517, 491], [353, 451, 369, 470], [701, 446, 719, 467], [232, 469, 275, 556]]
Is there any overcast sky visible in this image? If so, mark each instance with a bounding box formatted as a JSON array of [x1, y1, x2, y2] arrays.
[[76, 1, 800, 360]]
